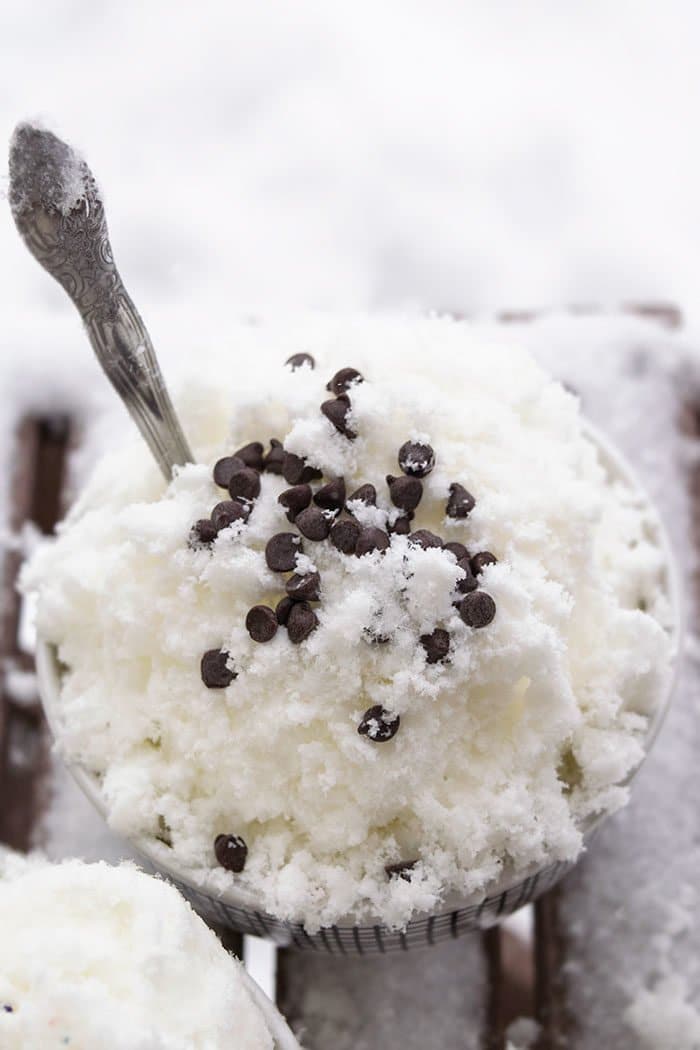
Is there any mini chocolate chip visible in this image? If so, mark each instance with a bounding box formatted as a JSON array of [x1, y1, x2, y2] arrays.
[[296, 505, 332, 540], [447, 482, 476, 519], [388, 513, 413, 535], [211, 500, 249, 531], [321, 397, 356, 439], [213, 454, 245, 488], [234, 442, 264, 470], [385, 860, 417, 881], [263, 439, 286, 474], [326, 366, 363, 395], [228, 466, 261, 502], [314, 477, 346, 512], [265, 532, 303, 571], [356, 526, 390, 557], [189, 518, 218, 548], [358, 705, 400, 742], [330, 518, 361, 554], [398, 440, 435, 478], [246, 605, 278, 643], [456, 557, 478, 593], [201, 649, 236, 688], [286, 571, 321, 602], [408, 529, 443, 550], [386, 474, 423, 512], [459, 591, 496, 628], [275, 596, 295, 625], [283, 452, 323, 485], [347, 483, 376, 508], [279, 483, 312, 522], [287, 601, 319, 644], [420, 628, 451, 664], [471, 551, 498, 575], [286, 352, 315, 370], [214, 833, 248, 873], [444, 541, 470, 561]]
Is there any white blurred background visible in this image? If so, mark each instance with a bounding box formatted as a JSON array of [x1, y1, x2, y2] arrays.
[[1, 0, 699, 347]]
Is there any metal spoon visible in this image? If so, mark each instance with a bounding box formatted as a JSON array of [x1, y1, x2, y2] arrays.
[[8, 123, 193, 479]]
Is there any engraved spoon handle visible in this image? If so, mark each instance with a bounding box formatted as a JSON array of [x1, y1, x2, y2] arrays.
[[9, 123, 193, 479]]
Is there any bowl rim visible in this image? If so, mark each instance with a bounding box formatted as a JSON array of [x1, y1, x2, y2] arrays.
[[34, 419, 684, 931]]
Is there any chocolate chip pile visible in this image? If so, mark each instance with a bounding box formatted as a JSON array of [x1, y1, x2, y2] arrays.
[[190, 357, 498, 876]]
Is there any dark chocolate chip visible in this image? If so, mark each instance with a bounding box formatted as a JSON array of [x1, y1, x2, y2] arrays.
[[283, 452, 323, 485], [398, 440, 435, 478], [2, 1005, 14, 1013], [456, 557, 478, 593], [330, 518, 361, 554], [385, 860, 417, 881], [234, 442, 264, 470], [355, 526, 390, 557], [245, 605, 279, 643], [286, 571, 321, 602], [471, 551, 498, 575], [408, 529, 443, 550], [388, 513, 413, 535], [321, 398, 356, 439], [326, 367, 363, 395], [444, 541, 470, 561], [347, 483, 376, 508], [214, 833, 248, 873], [287, 601, 319, 644], [286, 352, 315, 370], [189, 518, 218, 548], [314, 477, 346, 512], [263, 439, 286, 475], [386, 474, 423, 512], [296, 505, 332, 540], [211, 500, 249, 531], [278, 484, 312, 522], [275, 596, 295, 625], [265, 532, 303, 571], [228, 466, 261, 502], [358, 705, 400, 742], [459, 591, 496, 628], [420, 628, 451, 664], [447, 482, 476, 519], [201, 649, 236, 688], [213, 455, 245, 488]]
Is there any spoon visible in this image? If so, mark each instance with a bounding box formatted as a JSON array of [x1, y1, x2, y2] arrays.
[[8, 122, 193, 480]]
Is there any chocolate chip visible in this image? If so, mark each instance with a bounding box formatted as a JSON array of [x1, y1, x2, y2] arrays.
[[385, 860, 417, 881], [279, 483, 312, 522], [211, 500, 249, 531], [420, 628, 451, 664], [471, 551, 498, 575], [214, 833, 248, 873], [358, 705, 400, 742], [330, 518, 361, 554], [363, 626, 391, 645], [234, 442, 264, 470], [408, 529, 443, 550], [189, 518, 218, 548], [456, 557, 478, 593], [314, 477, 346, 512], [286, 571, 321, 602], [356, 526, 390, 557], [213, 455, 245, 488], [286, 352, 315, 370], [447, 482, 476, 519], [263, 439, 286, 475], [326, 367, 363, 395], [296, 505, 332, 540], [283, 452, 323, 485], [201, 649, 236, 688], [287, 601, 319, 644], [444, 541, 470, 561], [398, 440, 435, 478], [386, 474, 423, 512], [275, 596, 295, 625], [388, 513, 413, 536], [245, 605, 278, 643], [265, 532, 303, 571], [459, 591, 496, 628], [228, 466, 261, 502], [347, 483, 376, 508], [321, 397, 356, 439]]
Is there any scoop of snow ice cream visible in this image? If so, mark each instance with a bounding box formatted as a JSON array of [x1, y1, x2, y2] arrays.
[[24, 315, 674, 930], [0, 856, 279, 1049]]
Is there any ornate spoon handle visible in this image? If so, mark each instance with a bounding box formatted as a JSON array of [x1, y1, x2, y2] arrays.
[[9, 123, 193, 479]]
